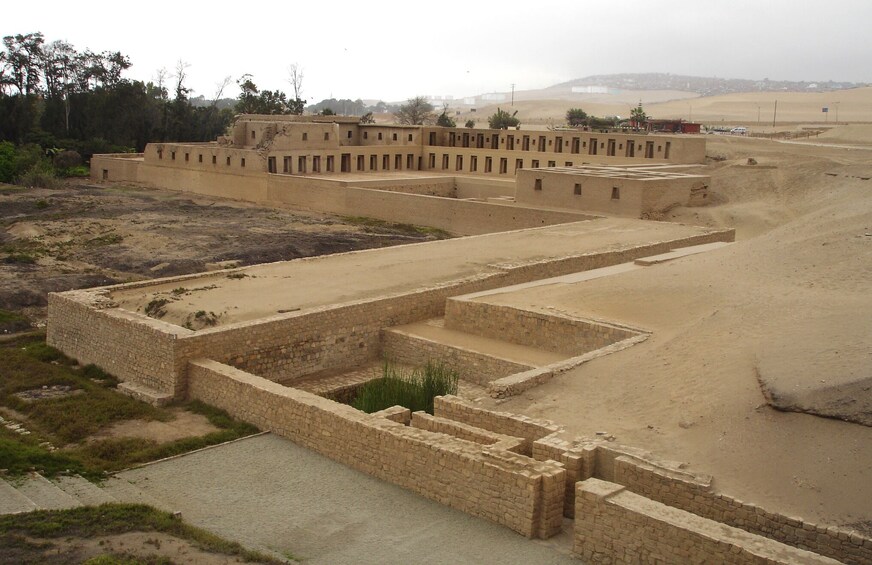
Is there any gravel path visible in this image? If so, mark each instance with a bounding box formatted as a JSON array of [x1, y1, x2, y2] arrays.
[[119, 434, 578, 564]]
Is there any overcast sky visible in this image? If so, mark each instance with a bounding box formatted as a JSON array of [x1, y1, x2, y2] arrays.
[[5, 0, 871, 103]]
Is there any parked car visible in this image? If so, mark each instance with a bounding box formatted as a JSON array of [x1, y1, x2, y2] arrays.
[[730, 127, 748, 135]]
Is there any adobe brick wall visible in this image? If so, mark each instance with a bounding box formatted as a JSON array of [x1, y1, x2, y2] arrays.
[[574, 478, 841, 565], [444, 299, 639, 356], [267, 176, 593, 236], [186, 358, 566, 539]]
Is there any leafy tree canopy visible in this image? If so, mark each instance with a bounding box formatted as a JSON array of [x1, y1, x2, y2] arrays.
[[566, 108, 588, 126], [435, 104, 456, 128], [395, 96, 434, 125], [487, 107, 520, 129]]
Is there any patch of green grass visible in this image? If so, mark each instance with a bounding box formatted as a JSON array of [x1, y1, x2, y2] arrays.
[[1, 334, 166, 440], [86, 233, 123, 247], [61, 165, 90, 178], [0, 335, 260, 477], [0, 504, 284, 563], [0, 308, 30, 334], [351, 361, 459, 414], [0, 309, 27, 324], [74, 402, 257, 473], [81, 364, 120, 386], [0, 426, 89, 476], [35, 198, 50, 209], [3, 252, 37, 264]]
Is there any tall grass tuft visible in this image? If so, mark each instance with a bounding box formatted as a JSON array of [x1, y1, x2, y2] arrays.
[[351, 360, 459, 414]]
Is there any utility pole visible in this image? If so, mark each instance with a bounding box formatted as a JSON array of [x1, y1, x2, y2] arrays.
[[772, 100, 778, 127], [511, 83, 515, 106], [757, 104, 761, 125], [834, 101, 840, 123]]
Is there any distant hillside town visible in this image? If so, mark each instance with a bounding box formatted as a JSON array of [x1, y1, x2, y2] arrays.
[[550, 73, 867, 97]]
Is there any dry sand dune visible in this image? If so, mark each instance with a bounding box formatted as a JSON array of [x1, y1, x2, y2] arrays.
[[480, 132, 872, 529], [460, 87, 872, 127]]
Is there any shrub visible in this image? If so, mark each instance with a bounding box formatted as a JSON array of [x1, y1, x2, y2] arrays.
[[52, 150, 82, 170], [487, 107, 520, 130], [16, 161, 59, 189], [351, 361, 459, 414]]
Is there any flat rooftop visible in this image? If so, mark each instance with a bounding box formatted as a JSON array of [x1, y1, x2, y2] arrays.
[[530, 164, 707, 180], [109, 217, 724, 328]]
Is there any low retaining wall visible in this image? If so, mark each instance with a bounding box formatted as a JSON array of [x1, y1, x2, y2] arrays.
[[444, 299, 639, 356], [186, 359, 566, 539], [574, 479, 840, 565], [46, 291, 186, 398], [434, 395, 561, 456], [612, 455, 872, 564], [344, 176, 456, 197], [267, 176, 593, 236], [410, 411, 525, 454], [381, 328, 534, 386]]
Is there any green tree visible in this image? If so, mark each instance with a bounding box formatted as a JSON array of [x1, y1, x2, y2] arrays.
[[235, 74, 296, 115], [465, 119, 475, 128], [435, 104, 456, 127], [566, 108, 588, 127], [487, 107, 519, 129], [630, 102, 647, 129], [395, 96, 434, 125], [359, 112, 375, 124]]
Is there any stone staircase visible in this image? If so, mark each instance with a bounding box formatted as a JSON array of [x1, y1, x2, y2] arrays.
[[0, 472, 175, 515]]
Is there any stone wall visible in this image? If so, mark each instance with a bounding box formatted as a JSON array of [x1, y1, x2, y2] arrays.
[[433, 396, 561, 456], [612, 455, 872, 564], [381, 328, 534, 386], [444, 299, 639, 356], [574, 478, 840, 565], [177, 274, 504, 385], [410, 411, 526, 454], [47, 228, 735, 401], [46, 292, 187, 399], [186, 359, 566, 539]]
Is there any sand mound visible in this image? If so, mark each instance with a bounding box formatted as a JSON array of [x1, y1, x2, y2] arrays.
[[484, 135, 872, 525]]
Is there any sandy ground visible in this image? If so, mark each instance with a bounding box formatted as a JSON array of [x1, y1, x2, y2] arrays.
[[461, 86, 872, 128], [110, 218, 722, 328], [0, 181, 448, 327], [88, 407, 219, 443], [475, 131, 872, 529], [120, 433, 577, 565]]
